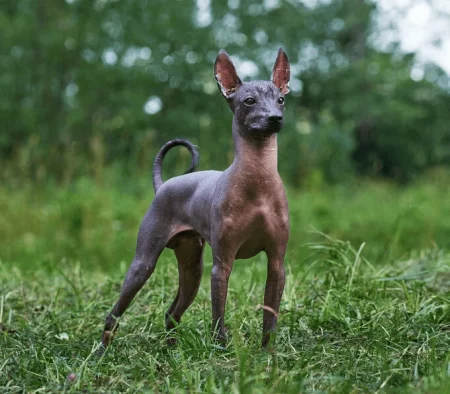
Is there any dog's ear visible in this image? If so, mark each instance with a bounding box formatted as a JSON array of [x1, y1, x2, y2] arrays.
[[271, 48, 290, 95], [214, 49, 242, 100]]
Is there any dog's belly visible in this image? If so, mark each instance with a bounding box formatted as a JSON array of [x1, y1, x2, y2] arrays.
[[235, 238, 264, 259]]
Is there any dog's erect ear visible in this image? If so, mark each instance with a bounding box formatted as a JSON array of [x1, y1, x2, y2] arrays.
[[271, 48, 290, 95], [214, 49, 242, 100]]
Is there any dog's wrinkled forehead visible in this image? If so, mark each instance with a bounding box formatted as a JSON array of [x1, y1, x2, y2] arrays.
[[235, 80, 281, 100]]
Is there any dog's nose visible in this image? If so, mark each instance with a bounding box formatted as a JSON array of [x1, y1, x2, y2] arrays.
[[268, 116, 283, 124]]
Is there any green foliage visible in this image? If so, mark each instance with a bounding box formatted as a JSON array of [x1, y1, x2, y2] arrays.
[[1, 1, 449, 185]]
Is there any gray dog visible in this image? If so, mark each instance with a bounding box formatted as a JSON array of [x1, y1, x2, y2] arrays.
[[102, 48, 290, 348]]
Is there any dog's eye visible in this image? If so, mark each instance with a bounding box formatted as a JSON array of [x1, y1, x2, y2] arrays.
[[244, 98, 256, 106], [277, 97, 285, 105]]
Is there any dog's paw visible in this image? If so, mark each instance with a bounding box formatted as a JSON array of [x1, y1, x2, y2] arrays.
[[213, 326, 230, 345], [101, 330, 114, 348], [166, 336, 178, 347], [96, 343, 107, 358], [261, 330, 276, 349]]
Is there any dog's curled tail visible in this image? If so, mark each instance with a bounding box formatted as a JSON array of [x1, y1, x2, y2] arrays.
[[152, 139, 199, 193]]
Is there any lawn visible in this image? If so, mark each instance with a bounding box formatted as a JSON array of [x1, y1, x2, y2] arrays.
[[1, 177, 449, 393]]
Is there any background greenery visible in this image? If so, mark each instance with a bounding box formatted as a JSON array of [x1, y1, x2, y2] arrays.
[[1, 0, 449, 392], [2, 0, 450, 185]]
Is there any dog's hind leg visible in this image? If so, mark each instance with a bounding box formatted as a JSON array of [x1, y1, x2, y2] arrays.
[[102, 253, 164, 347], [165, 233, 205, 342], [101, 219, 169, 348]]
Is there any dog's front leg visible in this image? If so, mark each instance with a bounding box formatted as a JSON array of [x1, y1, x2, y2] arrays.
[[262, 251, 286, 347], [210, 248, 235, 344]]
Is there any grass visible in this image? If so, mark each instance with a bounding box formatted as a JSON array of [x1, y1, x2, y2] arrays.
[[1, 177, 450, 392]]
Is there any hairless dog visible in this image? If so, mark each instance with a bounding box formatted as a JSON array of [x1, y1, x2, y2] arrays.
[[102, 48, 290, 348]]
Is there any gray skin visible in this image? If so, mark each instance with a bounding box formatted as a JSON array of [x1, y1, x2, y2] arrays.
[[102, 48, 291, 348]]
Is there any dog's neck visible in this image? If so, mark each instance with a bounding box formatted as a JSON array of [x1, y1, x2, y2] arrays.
[[230, 119, 279, 186]]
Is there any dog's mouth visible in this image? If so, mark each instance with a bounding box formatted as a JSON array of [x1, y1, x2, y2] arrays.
[[248, 121, 283, 134]]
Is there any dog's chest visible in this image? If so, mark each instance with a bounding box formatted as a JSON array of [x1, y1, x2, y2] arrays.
[[220, 193, 289, 259]]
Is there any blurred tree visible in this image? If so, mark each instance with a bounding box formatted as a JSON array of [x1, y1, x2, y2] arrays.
[[1, 0, 449, 186]]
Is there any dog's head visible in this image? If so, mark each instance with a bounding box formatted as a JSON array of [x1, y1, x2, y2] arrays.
[[214, 48, 290, 137]]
